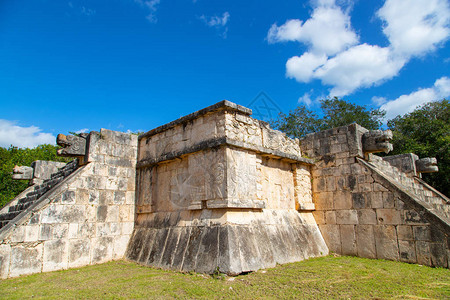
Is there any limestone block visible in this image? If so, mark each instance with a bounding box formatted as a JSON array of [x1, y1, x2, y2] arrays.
[[370, 192, 383, 209], [376, 209, 401, 225], [99, 190, 114, 205], [397, 225, 413, 240], [430, 243, 448, 268], [42, 239, 68, 272], [113, 235, 131, 259], [340, 225, 357, 256], [352, 192, 370, 209], [41, 205, 64, 224], [68, 239, 91, 268], [413, 226, 431, 241], [78, 222, 96, 238], [9, 226, 25, 243], [314, 192, 334, 210], [398, 240, 417, 263], [415, 241, 431, 265], [96, 223, 111, 237], [10, 244, 43, 277], [39, 224, 52, 241], [325, 211, 336, 224], [319, 224, 341, 253], [61, 190, 76, 204], [326, 177, 336, 192], [403, 209, 429, 225], [24, 225, 39, 242], [122, 222, 134, 235], [76, 189, 89, 205], [336, 210, 358, 225], [52, 224, 69, 239], [357, 209, 377, 225], [374, 225, 399, 260], [62, 205, 86, 223], [0, 244, 11, 279], [333, 192, 352, 210], [356, 225, 376, 258], [89, 190, 99, 204], [312, 211, 325, 224], [382, 192, 395, 208], [226, 149, 257, 203], [91, 237, 114, 264]]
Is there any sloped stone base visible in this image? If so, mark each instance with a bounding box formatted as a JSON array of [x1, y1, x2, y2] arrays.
[[126, 210, 328, 275]]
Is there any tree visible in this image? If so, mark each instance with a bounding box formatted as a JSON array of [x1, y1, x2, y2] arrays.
[[387, 99, 449, 196], [0, 145, 70, 208], [272, 97, 385, 139]]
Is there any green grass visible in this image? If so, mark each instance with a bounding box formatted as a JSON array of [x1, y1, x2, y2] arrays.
[[0, 255, 449, 299]]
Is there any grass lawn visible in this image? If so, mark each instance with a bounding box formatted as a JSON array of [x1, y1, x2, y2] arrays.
[[0, 255, 449, 299]]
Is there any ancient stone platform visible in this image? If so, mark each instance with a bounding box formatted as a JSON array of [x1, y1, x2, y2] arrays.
[[127, 100, 328, 274], [0, 100, 448, 279]]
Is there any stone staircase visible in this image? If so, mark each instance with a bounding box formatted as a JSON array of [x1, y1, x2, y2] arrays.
[[0, 159, 79, 229], [368, 154, 450, 221]]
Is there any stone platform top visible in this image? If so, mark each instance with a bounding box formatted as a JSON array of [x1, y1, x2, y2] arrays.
[[137, 100, 313, 169], [139, 100, 252, 139]]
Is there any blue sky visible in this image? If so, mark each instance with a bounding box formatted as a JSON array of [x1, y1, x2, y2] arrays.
[[0, 0, 449, 148]]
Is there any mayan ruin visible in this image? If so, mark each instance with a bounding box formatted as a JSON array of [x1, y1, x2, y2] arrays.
[[0, 100, 448, 279]]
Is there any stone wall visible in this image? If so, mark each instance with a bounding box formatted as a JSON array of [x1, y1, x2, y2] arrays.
[[0, 129, 137, 278], [300, 124, 450, 267], [127, 100, 328, 275]]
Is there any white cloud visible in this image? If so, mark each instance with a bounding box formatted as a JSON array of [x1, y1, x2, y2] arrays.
[[199, 12, 230, 27], [199, 12, 230, 38], [267, 5, 358, 55], [75, 128, 89, 134], [135, 0, 160, 23], [314, 44, 406, 96], [268, 0, 450, 96], [298, 92, 313, 106], [380, 76, 450, 119], [286, 52, 328, 82], [377, 0, 450, 57], [372, 96, 387, 106], [0, 120, 55, 148]]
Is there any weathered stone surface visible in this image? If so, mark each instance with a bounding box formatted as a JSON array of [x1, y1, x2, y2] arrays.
[[128, 210, 328, 275], [0, 128, 137, 279], [374, 225, 399, 261], [57, 133, 87, 157], [362, 130, 393, 154], [415, 157, 439, 174], [10, 244, 43, 277], [398, 240, 416, 263], [12, 165, 33, 180]]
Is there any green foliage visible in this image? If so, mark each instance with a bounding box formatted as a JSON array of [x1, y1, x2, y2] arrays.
[[273, 97, 449, 196], [0, 144, 70, 208], [272, 105, 322, 139], [272, 97, 385, 139], [387, 99, 450, 196]]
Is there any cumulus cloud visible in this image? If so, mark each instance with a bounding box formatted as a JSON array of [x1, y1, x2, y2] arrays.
[[0, 120, 55, 148], [135, 0, 160, 23], [286, 52, 328, 82], [267, 5, 358, 56], [380, 76, 450, 120], [314, 44, 406, 96], [199, 12, 230, 38], [268, 0, 450, 96], [377, 0, 450, 57]]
